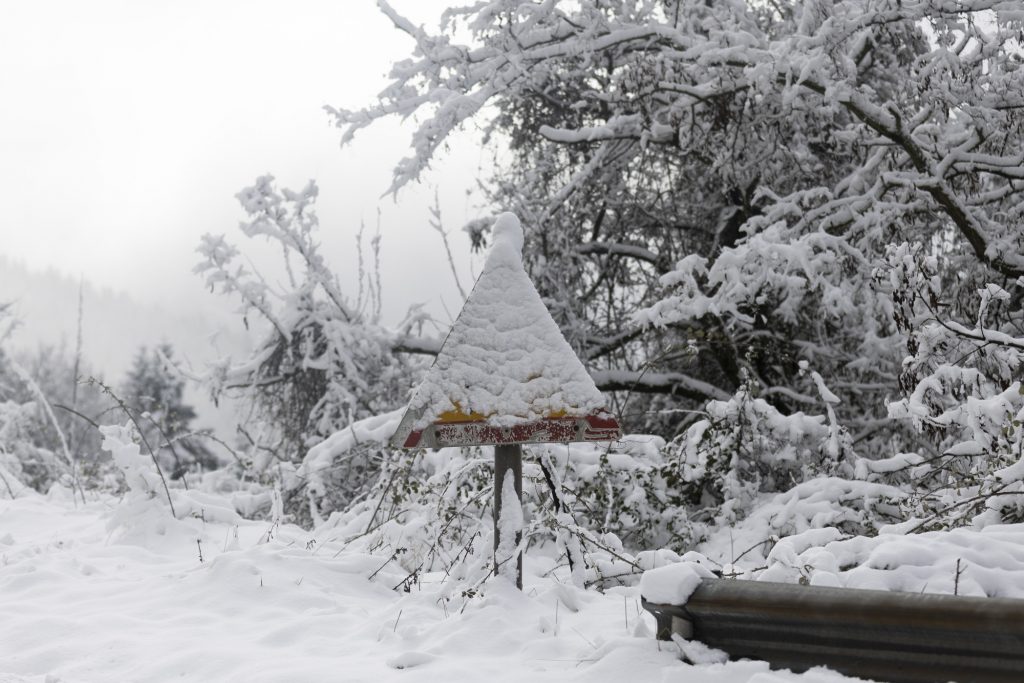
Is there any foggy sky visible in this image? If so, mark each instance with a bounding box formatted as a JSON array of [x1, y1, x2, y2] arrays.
[[0, 0, 483, 327]]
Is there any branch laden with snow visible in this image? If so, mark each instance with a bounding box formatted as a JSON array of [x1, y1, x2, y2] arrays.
[[334, 1, 1024, 449], [195, 176, 427, 523]]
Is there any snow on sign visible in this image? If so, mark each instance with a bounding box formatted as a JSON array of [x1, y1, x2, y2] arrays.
[[390, 212, 621, 449]]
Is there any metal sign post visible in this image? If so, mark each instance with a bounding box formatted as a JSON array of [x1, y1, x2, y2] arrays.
[[493, 444, 523, 588]]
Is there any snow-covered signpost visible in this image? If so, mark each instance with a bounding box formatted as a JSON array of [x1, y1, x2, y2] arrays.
[[391, 213, 621, 589]]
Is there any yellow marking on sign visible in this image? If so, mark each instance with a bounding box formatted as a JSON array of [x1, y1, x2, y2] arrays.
[[437, 403, 488, 423], [435, 404, 571, 424]]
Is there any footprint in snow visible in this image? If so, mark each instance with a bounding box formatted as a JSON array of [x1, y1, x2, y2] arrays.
[[386, 651, 436, 669]]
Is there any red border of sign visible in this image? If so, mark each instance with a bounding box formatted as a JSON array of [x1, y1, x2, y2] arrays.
[[402, 413, 621, 448]]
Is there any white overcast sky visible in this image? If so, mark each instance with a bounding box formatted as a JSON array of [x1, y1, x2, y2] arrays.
[[0, 0, 484, 326]]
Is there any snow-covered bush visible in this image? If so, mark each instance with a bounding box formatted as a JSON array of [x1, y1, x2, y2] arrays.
[[299, 383, 905, 591], [659, 375, 854, 525], [195, 176, 428, 523], [0, 399, 52, 496], [100, 423, 172, 502], [99, 421, 245, 535], [0, 308, 96, 496], [865, 245, 1024, 530], [120, 344, 217, 479]]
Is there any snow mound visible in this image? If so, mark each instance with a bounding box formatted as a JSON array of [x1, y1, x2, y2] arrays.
[[640, 562, 715, 604], [756, 523, 1024, 598], [394, 212, 606, 437], [299, 408, 405, 497]]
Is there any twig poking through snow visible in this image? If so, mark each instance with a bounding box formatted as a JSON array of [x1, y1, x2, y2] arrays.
[[91, 378, 176, 518]]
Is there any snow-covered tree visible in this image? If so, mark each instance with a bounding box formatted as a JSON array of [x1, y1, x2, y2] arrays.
[[121, 344, 216, 479], [195, 176, 428, 521], [333, 0, 1024, 528]]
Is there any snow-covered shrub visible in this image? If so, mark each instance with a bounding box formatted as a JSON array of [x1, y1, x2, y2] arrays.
[[867, 245, 1024, 530], [10, 345, 114, 481], [313, 439, 493, 591], [0, 399, 53, 496], [300, 409, 656, 589], [100, 421, 245, 536], [0, 308, 99, 495], [678, 376, 849, 498], [120, 344, 217, 479], [195, 176, 427, 522], [301, 387, 902, 591], [100, 423, 171, 500]]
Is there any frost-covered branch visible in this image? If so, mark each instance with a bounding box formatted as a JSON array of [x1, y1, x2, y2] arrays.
[[591, 369, 730, 402], [576, 241, 667, 272], [194, 177, 425, 514]]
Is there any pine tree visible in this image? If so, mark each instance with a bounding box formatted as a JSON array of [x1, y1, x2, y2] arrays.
[[122, 344, 215, 479]]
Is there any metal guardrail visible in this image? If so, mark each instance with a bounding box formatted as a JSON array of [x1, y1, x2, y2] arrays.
[[642, 578, 1024, 683]]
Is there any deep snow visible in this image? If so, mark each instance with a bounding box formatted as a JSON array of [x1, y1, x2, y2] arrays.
[[0, 489, 868, 683]]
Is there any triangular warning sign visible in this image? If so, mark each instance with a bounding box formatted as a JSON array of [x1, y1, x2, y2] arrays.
[[391, 213, 621, 448]]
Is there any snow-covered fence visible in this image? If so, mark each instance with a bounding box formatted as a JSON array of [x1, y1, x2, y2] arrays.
[[642, 578, 1024, 683]]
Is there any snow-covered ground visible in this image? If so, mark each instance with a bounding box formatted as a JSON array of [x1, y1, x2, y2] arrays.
[[0, 490, 867, 683]]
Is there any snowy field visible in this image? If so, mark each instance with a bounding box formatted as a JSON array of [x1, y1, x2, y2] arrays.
[[0, 490, 869, 683]]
